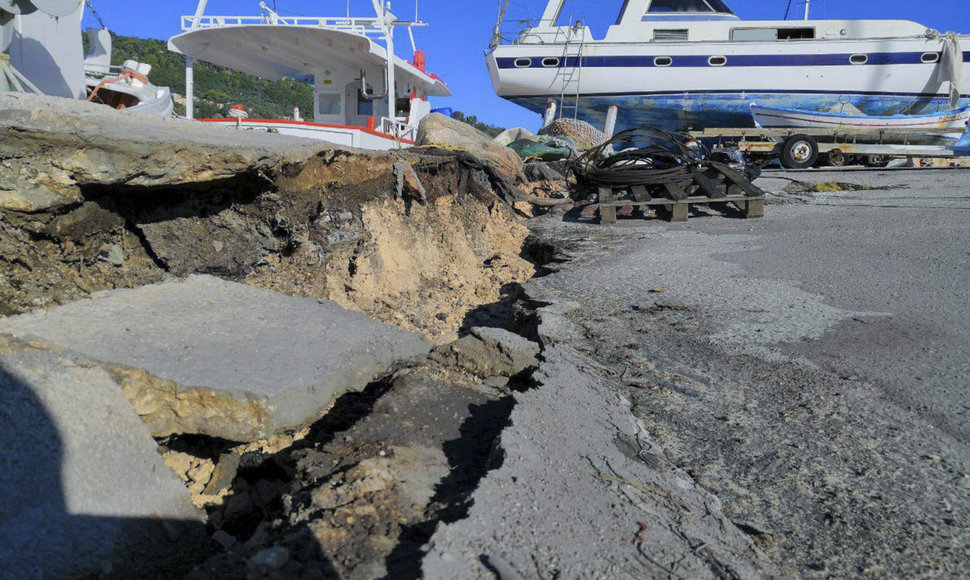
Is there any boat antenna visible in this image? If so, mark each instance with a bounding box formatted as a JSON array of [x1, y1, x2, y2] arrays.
[[84, 0, 107, 30], [783, 0, 792, 20]]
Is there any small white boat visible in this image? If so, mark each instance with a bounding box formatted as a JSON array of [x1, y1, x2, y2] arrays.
[[750, 103, 970, 135], [83, 29, 174, 117]]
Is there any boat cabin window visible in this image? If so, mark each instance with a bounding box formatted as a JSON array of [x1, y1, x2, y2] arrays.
[[646, 0, 736, 15], [731, 27, 815, 41], [553, 1, 629, 38], [317, 92, 342, 116]]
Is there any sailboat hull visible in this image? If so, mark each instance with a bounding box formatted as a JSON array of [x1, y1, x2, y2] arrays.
[[507, 92, 970, 133], [489, 33, 970, 132]]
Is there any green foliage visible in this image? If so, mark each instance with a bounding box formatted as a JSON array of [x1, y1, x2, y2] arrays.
[[452, 111, 505, 138], [107, 35, 314, 120]]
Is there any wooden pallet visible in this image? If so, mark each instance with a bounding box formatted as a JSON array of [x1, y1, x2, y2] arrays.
[[597, 162, 766, 224], [598, 190, 764, 224]]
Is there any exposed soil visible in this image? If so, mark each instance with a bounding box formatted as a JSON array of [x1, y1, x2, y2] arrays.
[[0, 149, 533, 343]]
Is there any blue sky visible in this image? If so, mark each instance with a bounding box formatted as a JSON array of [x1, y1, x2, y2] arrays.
[[83, 0, 969, 129]]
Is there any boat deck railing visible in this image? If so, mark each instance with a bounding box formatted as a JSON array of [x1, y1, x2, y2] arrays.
[[181, 15, 387, 37], [491, 17, 567, 48], [381, 117, 417, 143]]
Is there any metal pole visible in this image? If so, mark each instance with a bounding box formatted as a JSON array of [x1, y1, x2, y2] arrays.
[[804, 0, 810, 20], [386, 23, 396, 127], [191, 0, 209, 29], [185, 56, 195, 119]]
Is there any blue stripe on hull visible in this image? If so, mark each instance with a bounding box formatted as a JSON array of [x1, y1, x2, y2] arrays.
[[508, 93, 970, 133], [498, 51, 970, 70]]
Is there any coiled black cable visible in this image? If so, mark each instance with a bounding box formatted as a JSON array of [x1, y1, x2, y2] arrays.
[[571, 127, 710, 189]]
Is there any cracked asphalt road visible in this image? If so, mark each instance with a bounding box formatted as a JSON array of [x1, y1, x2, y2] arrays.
[[438, 168, 970, 578]]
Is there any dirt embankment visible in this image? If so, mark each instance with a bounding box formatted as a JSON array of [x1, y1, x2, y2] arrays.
[[0, 134, 532, 343]]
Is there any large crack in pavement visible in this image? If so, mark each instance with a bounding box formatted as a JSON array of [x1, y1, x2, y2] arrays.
[[447, 215, 969, 579]]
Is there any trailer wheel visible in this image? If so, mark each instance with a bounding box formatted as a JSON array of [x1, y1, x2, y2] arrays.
[[826, 149, 847, 167], [865, 154, 890, 168], [781, 135, 819, 169]]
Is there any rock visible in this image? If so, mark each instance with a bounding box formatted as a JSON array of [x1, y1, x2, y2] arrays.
[[138, 211, 277, 277], [248, 547, 290, 571], [0, 275, 431, 441], [212, 530, 238, 551], [416, 113, 523, 181], [538, 119, 608, 151], [523, 162, 567, 183], [99, 243, 124, 267], [0, 336, 207, 579], [203, 454, 242, 496], [492, 127, 536, 147], [431, 327, 540, 379]]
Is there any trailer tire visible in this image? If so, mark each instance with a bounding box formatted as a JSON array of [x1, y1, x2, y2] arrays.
[[781, 135, 819, 169], [866, 154, 890, 168], [826, 149, 847, 167]]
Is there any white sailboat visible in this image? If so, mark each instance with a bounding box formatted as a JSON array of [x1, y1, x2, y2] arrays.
[[488, 0, 970, 132], [168, 1, 451, 150]]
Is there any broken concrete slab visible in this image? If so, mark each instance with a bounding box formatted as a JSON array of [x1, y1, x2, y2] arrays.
[[430, 326, 540, 380], [0, 93, 325, 213], [0, 275, 431, 441], [0, 337, 208, 579]]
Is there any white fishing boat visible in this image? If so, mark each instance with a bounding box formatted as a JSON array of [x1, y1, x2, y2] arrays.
[[167, 1, 451, 150], [751, 103, 970, 136], [488, 0, 970, 132], [1, 0, 174, 116]]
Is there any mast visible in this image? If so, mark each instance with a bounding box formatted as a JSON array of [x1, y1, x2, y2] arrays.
[[371, 0, 397, 127], [804, 0, 810, 20], [491, 0, 511, 49]]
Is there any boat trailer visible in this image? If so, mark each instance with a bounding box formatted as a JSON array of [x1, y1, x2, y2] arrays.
[[691, 127, 970, 169]]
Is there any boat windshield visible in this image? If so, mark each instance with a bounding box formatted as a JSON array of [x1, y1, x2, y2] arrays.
[[646, 0, 736, 15]]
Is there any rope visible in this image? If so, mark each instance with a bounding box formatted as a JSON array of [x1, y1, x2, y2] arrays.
[[84, 0, 107, 30], [87, 68, 151, 103]]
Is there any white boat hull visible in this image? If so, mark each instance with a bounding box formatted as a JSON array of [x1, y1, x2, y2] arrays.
[[489, 36, 970, 131], [750, 104, 970, 134], [198, 119, 414, 150]]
